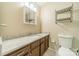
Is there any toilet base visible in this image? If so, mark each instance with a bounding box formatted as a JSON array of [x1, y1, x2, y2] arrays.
[[58, 47, 76, 56]]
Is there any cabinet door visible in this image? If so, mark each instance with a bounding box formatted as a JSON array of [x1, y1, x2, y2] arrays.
[[31, 46, 39, 56], [31, 40, 39, 50], [47, 35, 49, 48], [40, 42, 45, 56], [40, 36, 49, 56], [30, 40, 40, 56], [24, 45, 30, 56], [45, 36, 49, 49]]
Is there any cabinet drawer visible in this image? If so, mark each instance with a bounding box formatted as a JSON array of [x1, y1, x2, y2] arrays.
[[30, 40, 39, 50]]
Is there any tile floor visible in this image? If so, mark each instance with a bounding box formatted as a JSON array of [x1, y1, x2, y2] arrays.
[[43, 48, 57, 56]]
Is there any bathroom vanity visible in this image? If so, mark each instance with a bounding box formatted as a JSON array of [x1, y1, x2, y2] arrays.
[[2, 33, 49, 56]]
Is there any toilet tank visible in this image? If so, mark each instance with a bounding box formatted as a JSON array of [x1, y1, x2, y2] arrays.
[[58, 34, 73, 48]]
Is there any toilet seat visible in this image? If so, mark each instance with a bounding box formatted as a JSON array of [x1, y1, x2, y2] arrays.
[[58, 47, 76, 56]]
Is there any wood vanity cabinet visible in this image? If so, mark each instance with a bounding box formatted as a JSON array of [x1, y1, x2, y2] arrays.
[[5, 35, 49, 56]]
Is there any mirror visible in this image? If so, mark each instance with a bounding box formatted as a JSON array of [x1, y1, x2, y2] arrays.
[[23, 3, 37, 25]]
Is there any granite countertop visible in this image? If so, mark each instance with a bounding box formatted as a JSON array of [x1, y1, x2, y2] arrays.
[[2, 32, 49, 55]]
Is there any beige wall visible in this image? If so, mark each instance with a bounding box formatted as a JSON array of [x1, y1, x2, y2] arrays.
[[0, 2, 41, 40], [40, 2, 79, 49], [0, 4, 1, 36]]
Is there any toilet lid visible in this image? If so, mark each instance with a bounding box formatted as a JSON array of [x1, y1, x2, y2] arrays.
[[58, 47, 76, 56]]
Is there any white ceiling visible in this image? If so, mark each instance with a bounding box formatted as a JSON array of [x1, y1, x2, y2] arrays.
[[32, 2, 47, 7], [29, 2, 79, 11], [35, 2, 46, 6], [35, 2, 79, 10]]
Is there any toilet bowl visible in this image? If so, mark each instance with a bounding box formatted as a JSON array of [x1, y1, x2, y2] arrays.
[[58, 47, 76, 56], [58, 34, 76, 56]]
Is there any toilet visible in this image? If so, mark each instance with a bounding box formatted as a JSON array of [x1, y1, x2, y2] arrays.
[[58, 34, 76, 56]]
